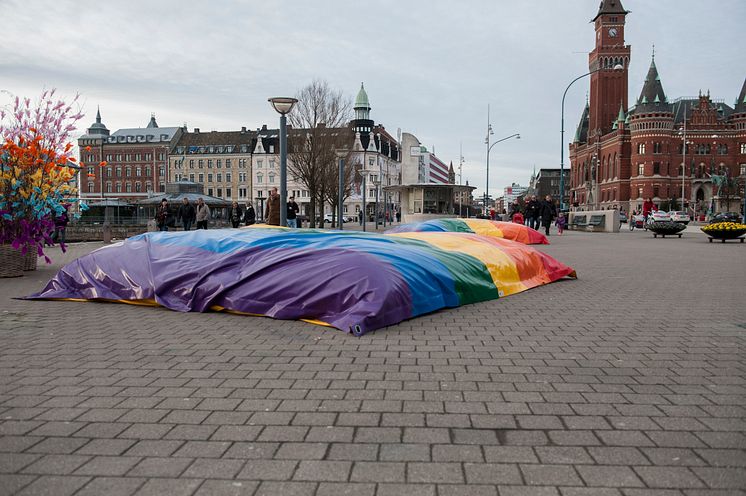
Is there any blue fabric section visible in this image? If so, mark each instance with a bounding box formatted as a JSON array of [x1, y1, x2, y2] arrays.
[[134, 229, 460, 317]]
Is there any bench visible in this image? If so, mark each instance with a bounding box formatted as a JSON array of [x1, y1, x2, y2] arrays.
[[571, 215, 587, 229], [586, 215, 605, 231]]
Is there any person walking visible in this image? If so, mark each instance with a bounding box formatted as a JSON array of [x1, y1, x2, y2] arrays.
[[51, 204, 69, 244], [286, 196, 299, 228], [244, 202, 256, 226], [539, 195, 557, 236], [228, 201, 243, 228], [195, 197, 210, 229], [177, 198, 196, 231], [156, 198, 172, 232], [265, 187, 280, 226], [555, 212, 566, 235]]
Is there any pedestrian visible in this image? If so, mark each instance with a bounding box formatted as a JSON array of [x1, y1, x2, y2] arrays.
[[539, 195, 557, 236], [177, 198, 196, 231], [244, 202, 256, 226], [642, 197, 655, 221], [396, 209, 401, 223], [51, 204, 69, 244], [228, 201, 243, 228], [555, 212, 566, 235], [265, 187, 280, 226], [286, 196, 299, 228], [523, 195, 536, 229], [195, 197, 210, 229], [512, 210, 524, 225], [156, 198, 172, 232]]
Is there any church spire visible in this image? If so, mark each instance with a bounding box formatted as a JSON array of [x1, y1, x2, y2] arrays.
[[635, 54, 668, 111], [592, 0, 628, 21], [736, 77, 746, 113], [574, 101, 590, 143]]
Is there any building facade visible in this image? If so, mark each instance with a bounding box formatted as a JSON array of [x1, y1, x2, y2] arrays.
[[569, 0, 746, 216], [78, 112, 181, 203], [528, 168, 570, 202], [169, 128, 253, 204]]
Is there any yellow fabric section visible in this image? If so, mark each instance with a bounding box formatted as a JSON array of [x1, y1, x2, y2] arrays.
[[463, 219, 506, 239], [389, 232, 528, 296]]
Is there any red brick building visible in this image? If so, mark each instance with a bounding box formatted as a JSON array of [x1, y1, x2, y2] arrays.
[[78, 112, 182, 204], [570, 0, 746, 216]]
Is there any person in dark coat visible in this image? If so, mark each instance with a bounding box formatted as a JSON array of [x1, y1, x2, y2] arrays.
[[177, 198, 196, 231], [156, 199, 172, 232], [265, 187, 280, 226], [539, 195, 557, 236], [228, 201, 244, 228], [51, 204, 70, 244], [525, 195, 540, 230], [244, 203, 256, 226]]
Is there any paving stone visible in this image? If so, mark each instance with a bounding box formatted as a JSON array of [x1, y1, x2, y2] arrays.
[[408, 462, 464, 483], [20, 454, 89, 475], [131, 478, 201, 496], [237, 459, 297, 480], [14, 475, 90, 495], [315, 482, 375, 496], [521, 464, 583, 485], [379, 443, 430, 461], [127, 456, 193, 477], [375, 483, 435, 496], [75, 476, 147, 496], [293, 460, 351, 481], [634, 466, 706, 488], [326, 443, 378, 461], [254, 481, 317, 496], [576, 465, 645, 487], [463, 462, 523, 484], [182, 458, 245, 478], [192, 480, 259, 496], [350, 461, 405, 482]]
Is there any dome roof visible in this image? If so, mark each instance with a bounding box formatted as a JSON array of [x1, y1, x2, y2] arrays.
[[354, 83, 370, 110]]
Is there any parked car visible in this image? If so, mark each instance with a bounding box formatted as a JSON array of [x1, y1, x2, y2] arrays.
[[668, 211, 690, 224], [323, 214, 348, 224], [648, 210, 671, 223], [710, 212, 741, 224]]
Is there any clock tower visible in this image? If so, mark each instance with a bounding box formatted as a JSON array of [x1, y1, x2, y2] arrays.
[[588, 0, 630, 140]]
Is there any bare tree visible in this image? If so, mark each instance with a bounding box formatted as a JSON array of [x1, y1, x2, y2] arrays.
[[288, 80, 352, 228], [322, 144, 358, 227]]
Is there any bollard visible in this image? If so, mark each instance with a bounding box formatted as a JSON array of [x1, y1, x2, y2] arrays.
[[102, 222, 112, 244]]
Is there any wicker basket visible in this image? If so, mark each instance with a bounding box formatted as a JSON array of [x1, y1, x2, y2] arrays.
[[0, 244, 24, 278], [22, 250, 38, 271]]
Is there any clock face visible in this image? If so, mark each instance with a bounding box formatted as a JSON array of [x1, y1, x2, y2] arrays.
[[609, 27, 618, 38]]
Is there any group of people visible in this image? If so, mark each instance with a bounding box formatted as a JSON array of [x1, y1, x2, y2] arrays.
[[156, 197, 250, 231], [508, 195, 565, 235], [263, 187, 300, 228]]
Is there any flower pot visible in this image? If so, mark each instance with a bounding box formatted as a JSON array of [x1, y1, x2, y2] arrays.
[[0, 244, 24, 278], [22, 250, 38, 271]]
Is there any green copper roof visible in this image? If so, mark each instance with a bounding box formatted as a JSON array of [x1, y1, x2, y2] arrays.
[[617, 103, 626, 122], [354, 83, 370, 109]]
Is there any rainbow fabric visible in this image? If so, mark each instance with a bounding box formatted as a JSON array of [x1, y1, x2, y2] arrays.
[[386, 218, 549, 245], [29, 228, 575, 335]]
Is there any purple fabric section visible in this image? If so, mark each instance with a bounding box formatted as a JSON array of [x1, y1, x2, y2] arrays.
[[28, 237, 414, 334]]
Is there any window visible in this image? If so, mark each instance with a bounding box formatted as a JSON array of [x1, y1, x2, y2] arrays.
[[269, 145, 275, 153], [718, 144, 728, 155], [216, 159, 221, 168], [125, 154, 131, 161], [226, 172, 232, 182], [116, 154, 122, 161], [209, 146, 214, 153], [208, 188, 214, 196], [269, 159, 275, 168], [87, 166, 94, 175], [106, 154, 112, 161], [106, 182, 112, 193], [637, 143, 645, 154], [116, 183, 122, 193], [126, 167, 132, 177], [256, 174, 263, 184], [226, 188, 231, 198], [158, 152, 165, 160], [145, 166, 151, 176], [257, 160, 263, 168], [198, 173, 204, 182], [638, 187, 643, 198], [106, 168, 112, 177], [159, 184, 165, 192], [136, 153, 141, 161], [189, 173, 195, 182], [226, 159, 232, 168], [198, 159, 204, 168], [217, 188, 222, 197], [653, 142, 662, 154], [637, 164, 644, 175], [159, 166, 165, 177], [239, 187, 247, 198], [207, 173, 213, 182], [88, 182, 94, 193], [136, 167, 141, 176], [268, 173, 275, 183], [207, 159, 213, 168], [126, 183, 132, 193], [653, 162, 660, 175], [239, 172, 247, 182], [217, 173, 222, 182], [741, 143, 746, 154], [116, 167, 122, 177], [135, 182, 141, 192], [189, 159, 194, 168], [740, 164, 746, 175]]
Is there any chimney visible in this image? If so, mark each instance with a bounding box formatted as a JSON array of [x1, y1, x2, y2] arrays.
[[241, 126, 246, 133], [194, 128, 200, 133], [261, 124, 268, 131]]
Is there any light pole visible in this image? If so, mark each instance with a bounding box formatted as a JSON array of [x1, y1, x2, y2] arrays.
[[560, 64, 623, 210], [268, 97, 298, 227], [486, 131, 521, 215]]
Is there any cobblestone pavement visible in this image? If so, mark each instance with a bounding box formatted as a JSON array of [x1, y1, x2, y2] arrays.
[[1, 227, 744, 496]]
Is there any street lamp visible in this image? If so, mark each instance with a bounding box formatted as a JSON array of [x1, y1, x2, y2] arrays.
[[485, 130, 520, 215], [268, 96, 298, 227], [560, 64, 623, 210]]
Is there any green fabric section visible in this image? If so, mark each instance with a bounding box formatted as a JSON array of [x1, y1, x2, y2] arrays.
[[435, 218, 474, 233], [386, 235, 499, 305]]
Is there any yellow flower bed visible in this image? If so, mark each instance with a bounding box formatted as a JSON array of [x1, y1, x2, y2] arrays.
[[701, 222, 746, 232]]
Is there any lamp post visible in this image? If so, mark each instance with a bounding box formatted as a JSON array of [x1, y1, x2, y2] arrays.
[[268, 97, 298, 227], [373, 178, 381, 229], [486, 131, 521, 214], [560, 64, 623, 210]]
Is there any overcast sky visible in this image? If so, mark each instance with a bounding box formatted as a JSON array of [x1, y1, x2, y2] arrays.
[[2, 0, 744, 200]]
